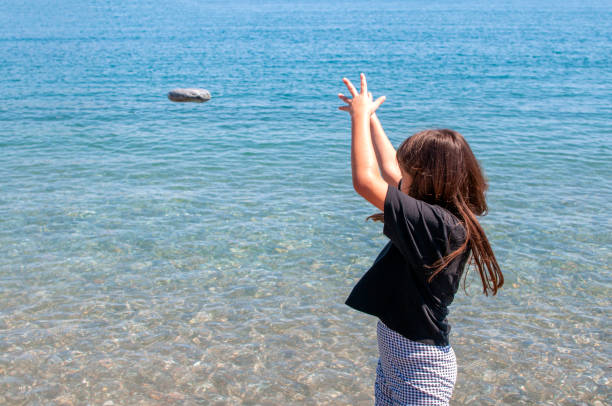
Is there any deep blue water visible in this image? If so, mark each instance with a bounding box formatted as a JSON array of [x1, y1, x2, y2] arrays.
[[1, 1, 611, 404]]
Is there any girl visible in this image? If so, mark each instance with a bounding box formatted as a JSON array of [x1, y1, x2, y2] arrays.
[[338, 74, 503, 405]]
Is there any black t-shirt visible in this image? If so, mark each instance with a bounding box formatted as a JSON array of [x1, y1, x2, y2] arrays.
[[345, 184, 470, 346]]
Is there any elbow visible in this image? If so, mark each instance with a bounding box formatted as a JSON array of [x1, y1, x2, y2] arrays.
[[352, 179, 366, 197], [380, 172, 396, 187], [352, 172, 377, 197], [381, 164, 401, 186]]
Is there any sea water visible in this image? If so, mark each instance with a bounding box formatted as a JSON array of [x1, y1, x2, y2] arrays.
[[0, 0, 610, 404]]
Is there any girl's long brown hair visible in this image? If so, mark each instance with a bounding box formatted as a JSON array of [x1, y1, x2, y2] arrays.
[[370, 129, 503, 295]]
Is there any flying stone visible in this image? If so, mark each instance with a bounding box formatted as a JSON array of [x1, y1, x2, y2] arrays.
[[167, 88, 211, 103]]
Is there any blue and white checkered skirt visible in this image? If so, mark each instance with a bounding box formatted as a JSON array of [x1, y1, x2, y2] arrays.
[[375, 320, 457, 405]]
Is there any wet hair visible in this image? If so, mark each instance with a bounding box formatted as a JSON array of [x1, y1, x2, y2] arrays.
[[370, 129, 503, 295]]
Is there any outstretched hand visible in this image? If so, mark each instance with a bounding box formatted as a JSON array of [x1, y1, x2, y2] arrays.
[[338, 73, 386, 117]]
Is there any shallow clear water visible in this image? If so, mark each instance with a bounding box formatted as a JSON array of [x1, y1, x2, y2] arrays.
[[1, 0, 611, 404]]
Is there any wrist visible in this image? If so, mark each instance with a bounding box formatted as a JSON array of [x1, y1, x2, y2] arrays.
[[351, 112, 370, 122]]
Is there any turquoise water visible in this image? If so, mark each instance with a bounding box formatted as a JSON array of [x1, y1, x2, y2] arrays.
[[1, 0, 611, 404]]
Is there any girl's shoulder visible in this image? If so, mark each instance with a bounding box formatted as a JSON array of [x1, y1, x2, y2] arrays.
[[431, 203, 464, 228], [430, 204, 467, 245]]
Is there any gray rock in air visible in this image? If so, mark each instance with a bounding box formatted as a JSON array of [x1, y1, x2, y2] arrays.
[[168, 88, 211, 103]]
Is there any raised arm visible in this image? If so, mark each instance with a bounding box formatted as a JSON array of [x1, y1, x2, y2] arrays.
[[370, 111, 402, 187], [339, 74, 388, 211]]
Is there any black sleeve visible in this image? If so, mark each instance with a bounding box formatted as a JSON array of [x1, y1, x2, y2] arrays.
[[383, 185, 449, 271]]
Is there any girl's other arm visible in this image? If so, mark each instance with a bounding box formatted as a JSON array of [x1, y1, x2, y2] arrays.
[[370, 111, 401, 187], [339, 91, 401, 187]]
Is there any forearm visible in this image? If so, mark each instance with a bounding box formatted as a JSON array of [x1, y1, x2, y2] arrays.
[[370, 113, 401, 186], [351, 113, 382, 192]]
